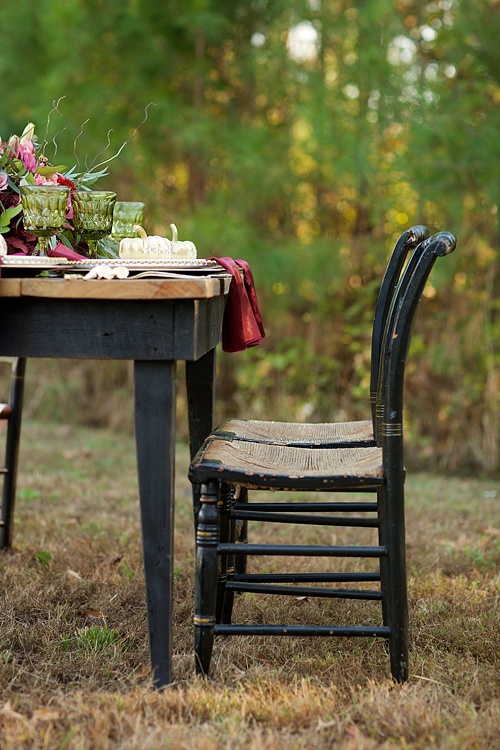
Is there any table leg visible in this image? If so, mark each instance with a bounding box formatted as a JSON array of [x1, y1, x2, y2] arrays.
[[134, 359, 176, 689], [185, 349, 216, 524]]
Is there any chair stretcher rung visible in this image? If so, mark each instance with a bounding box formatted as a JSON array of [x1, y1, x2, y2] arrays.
[[218, 543, 386, 558], [233, 502, 378, 513], [230, 510, 378, 527], [213, 624, 390, 637], [235, 572, 381, 584], [225, 582, 382, 599]]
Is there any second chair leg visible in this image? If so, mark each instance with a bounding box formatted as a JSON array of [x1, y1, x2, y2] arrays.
[[234, 486, 249, 575], [217, 482, 233, 624], [194, 480, 220, 675], [0, 357, 26, 551]]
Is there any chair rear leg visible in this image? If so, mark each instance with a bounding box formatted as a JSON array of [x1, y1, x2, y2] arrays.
[[0, 357, 26, 551], [194, 479, 220, 675], [383, 480, 409, 682]]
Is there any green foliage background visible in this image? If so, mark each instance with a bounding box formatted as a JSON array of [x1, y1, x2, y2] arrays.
[[0, 0, 498, 474]]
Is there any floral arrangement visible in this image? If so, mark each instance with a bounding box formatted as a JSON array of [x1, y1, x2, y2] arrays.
[[0, 102, 152, 255], [0, 123, 75, 253]]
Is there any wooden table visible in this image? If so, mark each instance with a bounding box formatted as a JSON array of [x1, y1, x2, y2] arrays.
[[0, 273, 230, 687]]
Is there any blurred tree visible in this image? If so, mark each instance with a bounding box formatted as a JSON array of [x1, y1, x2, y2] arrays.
[[0, 0, 497, 472]]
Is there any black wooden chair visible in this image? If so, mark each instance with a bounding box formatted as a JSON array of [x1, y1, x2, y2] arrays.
[[207, 225, 430, 572], [0, 357, 26, 550], [189, 231, 457, 681]]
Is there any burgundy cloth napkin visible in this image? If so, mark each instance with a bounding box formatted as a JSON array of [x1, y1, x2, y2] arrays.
[[209, 256, 265, 353], [48, 242, 87, 260]]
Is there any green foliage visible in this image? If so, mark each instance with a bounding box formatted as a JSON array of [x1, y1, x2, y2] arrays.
[[0, 0, 497, 473], [35, 550, 52, 569], [59, 626, 125, 653]]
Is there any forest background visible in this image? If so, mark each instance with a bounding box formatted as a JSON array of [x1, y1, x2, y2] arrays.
[[0, 0, 498, 475]]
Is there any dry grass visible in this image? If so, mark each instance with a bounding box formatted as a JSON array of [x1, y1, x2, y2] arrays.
[[0, 419, 499, 749]]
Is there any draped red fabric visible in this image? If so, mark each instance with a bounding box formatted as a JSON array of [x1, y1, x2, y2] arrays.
[[48, 242, 87, 260], [209, 257, 265, 353]]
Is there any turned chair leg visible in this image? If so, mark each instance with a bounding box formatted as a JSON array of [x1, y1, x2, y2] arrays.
[[194, 479, 220, 675]]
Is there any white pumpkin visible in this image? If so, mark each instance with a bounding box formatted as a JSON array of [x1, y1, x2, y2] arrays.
[[119, 226, 172, 259], [118, 234, 143, 260], [170, 223, 197, 259]]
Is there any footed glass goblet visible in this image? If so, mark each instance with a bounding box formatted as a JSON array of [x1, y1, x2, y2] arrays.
[[71, 190, 117, 258], [111, 201, 145, 241], [20, 185, 70, 256]]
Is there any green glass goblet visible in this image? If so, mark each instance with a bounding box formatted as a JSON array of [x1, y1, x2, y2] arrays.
[[71, 190, 117, 258], [20, 185, 70, 256], [111, 201, 145, 241]]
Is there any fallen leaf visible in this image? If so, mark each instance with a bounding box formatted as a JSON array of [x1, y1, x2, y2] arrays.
[[80, 608, 107, 619], [99, 554, 123, 566], [67, 570, 83, 581], [346, 724, 361, 740], [317, 719, 337, 730], [135, 664, 151, 679], [33, 707, 60, 722]]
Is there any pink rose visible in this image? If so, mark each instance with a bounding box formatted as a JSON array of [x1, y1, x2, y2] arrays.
[[34, 173, 53, 185]]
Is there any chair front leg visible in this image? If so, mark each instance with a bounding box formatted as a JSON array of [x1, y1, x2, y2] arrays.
[[194, 479, 220, 676]]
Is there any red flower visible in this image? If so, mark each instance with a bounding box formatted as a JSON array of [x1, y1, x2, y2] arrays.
[[56, 174, 77, 190]]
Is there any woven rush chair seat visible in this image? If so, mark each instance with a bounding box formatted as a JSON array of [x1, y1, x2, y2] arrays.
[[192, 438, 384, 488], [210, 417, 374, 447], [189, 231, 457, 683], [0, 357, 26, 550]]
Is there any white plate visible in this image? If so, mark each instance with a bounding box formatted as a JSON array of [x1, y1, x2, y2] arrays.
[[0, 256, 223, 275], [1, 255, 69, 266]]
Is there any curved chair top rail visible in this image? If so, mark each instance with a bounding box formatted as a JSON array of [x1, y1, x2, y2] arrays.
[[369, 225, 430, 423], [376, 231, 457, 443]]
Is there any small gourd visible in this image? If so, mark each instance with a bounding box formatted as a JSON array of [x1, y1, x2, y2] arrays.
[[170, 223, 197, 259], [119, 225, 172, 259], [0, 234, 7, 257]]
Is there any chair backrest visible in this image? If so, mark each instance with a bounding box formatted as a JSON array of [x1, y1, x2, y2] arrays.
[[375, 231, 457, 452], [369, 225, 429, 427]]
